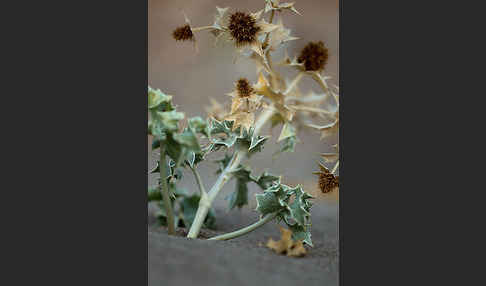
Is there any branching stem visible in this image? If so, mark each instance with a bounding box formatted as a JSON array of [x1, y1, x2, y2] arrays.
[[187, 108, 275, 239], [186, 9, 280, 239]]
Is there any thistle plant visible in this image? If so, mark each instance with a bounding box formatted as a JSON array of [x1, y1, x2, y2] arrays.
[[148, 0, 339, 248]]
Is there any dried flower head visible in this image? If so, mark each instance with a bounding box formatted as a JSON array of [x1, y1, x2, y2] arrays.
[[314, 163, 339, 194], [172, 25, 194, 41], [297, 41, 329, 72], [228, 11, 261, 46], [236, 78, 254, 97], [225, 78, 262, 132], [209, 8, 277, 58]]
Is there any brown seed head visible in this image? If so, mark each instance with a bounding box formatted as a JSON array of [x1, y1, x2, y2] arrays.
[[236, 78, 254, 97], [297, 41, 329, 71], [172, 25, 194, 41], [318, 170, 339, 193], [228, 12, 261, 46]]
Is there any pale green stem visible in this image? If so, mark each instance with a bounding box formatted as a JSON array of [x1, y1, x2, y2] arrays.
[[208, 213, 277, 241], [160, 145, 175, 235], [187, 108, 275, 239], [190, 166, 207, 196]]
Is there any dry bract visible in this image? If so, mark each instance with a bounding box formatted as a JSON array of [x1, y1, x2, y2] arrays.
[[224, 78, 263, 132], [266, 226, 307, 257]]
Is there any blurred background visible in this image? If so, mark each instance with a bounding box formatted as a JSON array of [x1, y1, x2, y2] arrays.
[[148, 0, 339, 211]]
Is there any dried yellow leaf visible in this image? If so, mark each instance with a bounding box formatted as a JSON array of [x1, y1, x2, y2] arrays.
[[266, 226, 307, 257]]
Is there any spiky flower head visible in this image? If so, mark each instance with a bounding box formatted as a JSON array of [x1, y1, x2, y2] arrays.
[[172, 25, 194, 41], [236, 78, 254, 98], [224, 77, 263, 132], [210, 8, 278, 58], [297, 41, 329, 72], [228, 12, 262, 46], [314, 163, 339, 194]]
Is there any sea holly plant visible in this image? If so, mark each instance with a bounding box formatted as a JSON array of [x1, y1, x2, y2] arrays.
[[148, 0, 339, 248]]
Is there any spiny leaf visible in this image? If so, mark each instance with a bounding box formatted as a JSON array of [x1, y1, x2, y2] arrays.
[[153, 110, 185, 132], [254, 171, 281, 189], [287, 187, 311, 225], [255, 192, 285, 216], [289, 224, 313, 247], [148, 86, 173, 110], [188, 116, 210, 137], [276, 135, 298, 156], [248, 135, 269, 154], [173, 128, 201, 153]]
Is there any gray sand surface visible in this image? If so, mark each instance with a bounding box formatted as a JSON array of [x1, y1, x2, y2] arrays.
[[148, 199, 338, 286]]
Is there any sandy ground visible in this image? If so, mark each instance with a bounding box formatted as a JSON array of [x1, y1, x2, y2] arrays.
[[148, 196, 338, 286]]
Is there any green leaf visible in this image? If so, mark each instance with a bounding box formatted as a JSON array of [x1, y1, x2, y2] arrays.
[[173, 128, 201, 153], [255, 189, 287, 216], [148, 187, 162, 202], [152, 139, 160, 149], [188, 117, 209, 137], [231, 165, 252, 181], [253, 181, 314, 246], [287, 190, 310, 226], [255, 171, 281, 189], [227, 179, 249, 209], [148, 86, 172, 110], [248, 135, 269, 154], [289, 224, 313, 247], [180, 194, 217, 229], [164, 135, 184, 162], [210, 119, 233, 135], [274, 135, 298, 156], [181, 195, 200, 227], [213, 135, 237, 149], [154, 110, 184, 132]]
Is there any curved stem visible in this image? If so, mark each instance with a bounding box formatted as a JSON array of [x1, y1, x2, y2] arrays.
[[159, 145, 175, 235], [208, 213, 277, 241], [190, 166, 207, 196]]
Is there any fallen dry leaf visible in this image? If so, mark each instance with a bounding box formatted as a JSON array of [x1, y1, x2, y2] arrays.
[[266, 226, 307, 257]]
